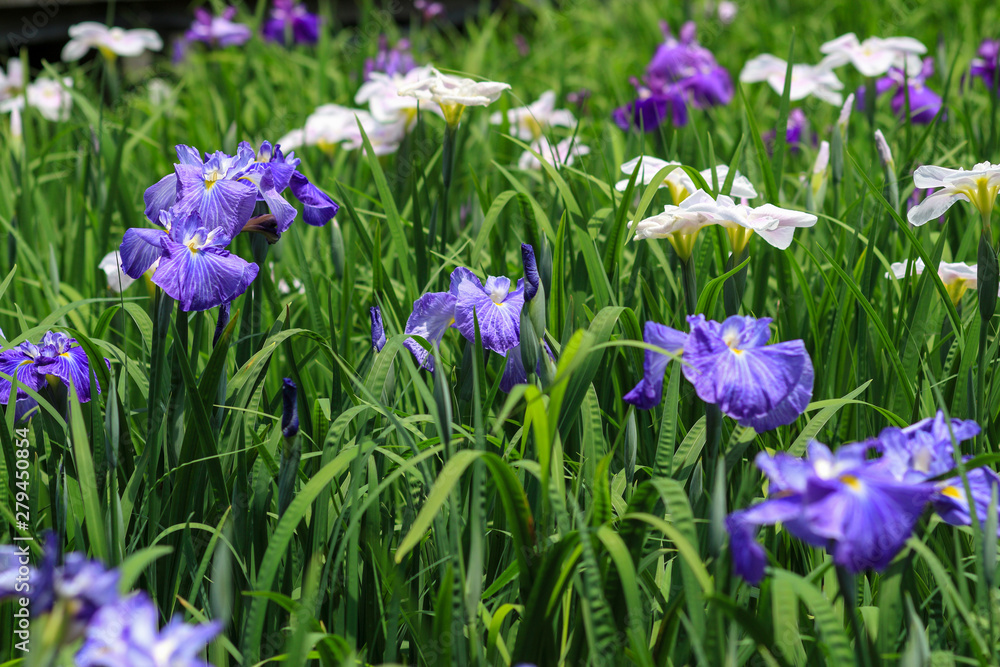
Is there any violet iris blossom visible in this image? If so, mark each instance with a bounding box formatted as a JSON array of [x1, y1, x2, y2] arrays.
[[971, 39, 1000, 92], [403, 266, 526, 388], [855, 57, 942, 124], [614, 21, 732, 132], [184, 7, 252, 48], [262, 0, 320, 45], [1, 331, 109, 419], [624, 315, 813, 432], [371, 306, 387, 351]]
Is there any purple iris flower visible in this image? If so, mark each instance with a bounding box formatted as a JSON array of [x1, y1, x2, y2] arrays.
[[1, 331, 109, 419], [0, 545, 28, 598], [624, 315, 813, 432], [500, 341, 555, 392], [262, 0, 320, 45], [370, 306, 386, 351], [855, 57, 942, 124], [77, 592, 222, 667], [363, 36, 417, 81], [647, 21, 733, 108], [763, 108, 808, 155], [613, 79, 688, 131], [728, 442, 935, 583], [449, 267, 525, 354], [971, 39, 1000, 92], [120, 208, 259, 312], [25, 534, 121, 640], [185, 7, 252, 48], [403, 266, 525, 383]]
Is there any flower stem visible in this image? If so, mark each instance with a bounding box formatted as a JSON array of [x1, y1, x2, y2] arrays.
[[976, 229, 998, 442], [681, 256, 698, 316], [836, 565, 873, 667], [438, 122, 459, 256]]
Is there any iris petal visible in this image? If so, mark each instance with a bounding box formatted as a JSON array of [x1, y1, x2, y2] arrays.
[[119, 227, 166, 279], [153, 238, 259, 311]]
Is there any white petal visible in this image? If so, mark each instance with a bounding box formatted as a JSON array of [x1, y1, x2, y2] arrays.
[[906, 190, 967, 225]]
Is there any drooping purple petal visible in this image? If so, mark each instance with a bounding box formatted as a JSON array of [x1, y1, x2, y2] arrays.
[[143, 172, 178, 223], [289, 171, 339, 226], [404, 291, 458, 371], [623, 321, 688, 409], [119, 227, 166, 278]]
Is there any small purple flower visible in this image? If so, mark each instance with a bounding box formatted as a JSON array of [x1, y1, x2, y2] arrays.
[[855, 57, 942, 124], [262, 0, 320, 45], [763, 108, 809, 155], [414, 0, 445, 22], [370, 306, 386, 352], [281, 378, 299, 438], [646, 21, 733, 108], [971, 39, 1000, 92], [403, 266, 526, 377], [76, 592, 222, 667], [184, 7, 252, 48], [120, 209, 258, 312], [1, 331, 109, 418], [363, 36, 416, 81]]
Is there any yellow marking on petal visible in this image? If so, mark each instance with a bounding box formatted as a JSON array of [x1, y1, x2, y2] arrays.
[[839, 474, 862, 491], [45, 374, 61, 388], [941, 486, 963, 499]]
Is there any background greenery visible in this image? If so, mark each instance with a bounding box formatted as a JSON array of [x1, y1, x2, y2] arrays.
[[2, 0, 1000, 664]]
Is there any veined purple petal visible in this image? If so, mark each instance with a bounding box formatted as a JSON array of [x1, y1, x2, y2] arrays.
[[239, 169, 297, 233], [803, 472, 932, 573], [38, 346, 98, 403], [143, 172, 178, 223], [290, 171, 339, 226], [119, 227, 166, 279], [743, 352, 814, 431], [404, 291, 458, 371], [521, 244, 540, 301], [153, 237, 258, 311], [0, 348, 44, 403], [173, 164, 257, 238], [623, 321, 688, 409], [450, 268, 524, 354], [175, 144, 204, 166]]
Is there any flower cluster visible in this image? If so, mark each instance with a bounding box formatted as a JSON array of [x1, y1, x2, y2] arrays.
[[614, 21, 732, 131], [0, 331, 110, 421], [120, 141, 338, 311], [622, 159, 815, 258], [625, 315, 814, 432], [727, 412, 993, 584], [0, 535, 220, 665]]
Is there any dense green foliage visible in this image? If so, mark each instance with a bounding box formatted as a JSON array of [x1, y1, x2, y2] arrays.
[[3, 0, 1000, 664]]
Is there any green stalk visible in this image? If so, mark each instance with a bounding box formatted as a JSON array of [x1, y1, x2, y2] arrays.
[[438, 122, 459, 256], [976, 220, 997, 443], [681, 256, 698, 316]]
